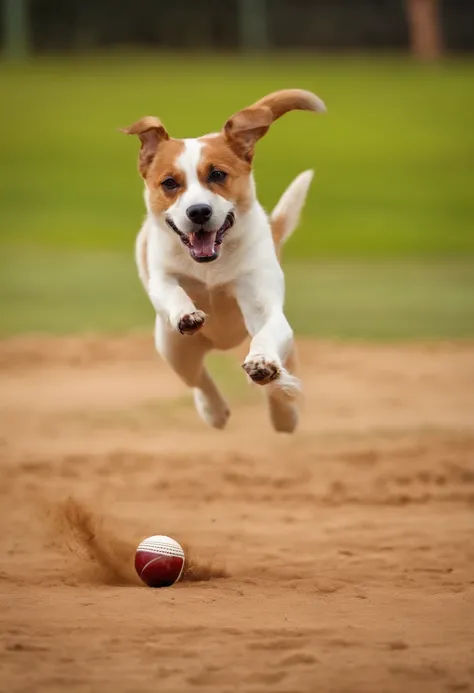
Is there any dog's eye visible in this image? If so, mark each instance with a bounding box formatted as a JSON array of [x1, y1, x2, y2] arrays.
[[162, 177, 179, 190], [208, 169, 227, 183]]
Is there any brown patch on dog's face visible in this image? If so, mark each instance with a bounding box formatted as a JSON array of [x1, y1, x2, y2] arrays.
[[145, 139, 186, 216], [198, 134, 253, 212]]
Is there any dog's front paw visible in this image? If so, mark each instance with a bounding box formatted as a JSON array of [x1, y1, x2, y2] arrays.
[[177, 310, 206, 335], [243, 355, 281, 386]]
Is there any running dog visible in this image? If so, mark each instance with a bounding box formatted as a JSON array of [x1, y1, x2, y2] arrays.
[[122, 89, 325, 433]]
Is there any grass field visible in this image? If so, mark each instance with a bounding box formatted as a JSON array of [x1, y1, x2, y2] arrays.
[[0, 54, 473, 338], [1, 246, 473, 339]]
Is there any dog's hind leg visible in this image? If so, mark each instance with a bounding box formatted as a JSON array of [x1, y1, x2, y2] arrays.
[[154, 317, 230, 430], [266, 343, 300, 433], [192, 370, 230, 430]]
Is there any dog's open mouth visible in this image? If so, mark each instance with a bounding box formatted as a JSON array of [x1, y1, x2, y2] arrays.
[[166, 213, 235, 263]]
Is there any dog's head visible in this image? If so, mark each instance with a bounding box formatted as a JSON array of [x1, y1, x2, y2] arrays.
[[122, 90, 325, 263]]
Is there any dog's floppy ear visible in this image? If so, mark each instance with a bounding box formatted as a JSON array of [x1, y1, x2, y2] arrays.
[[121, 116, 169, 178], [224, 89, 326, 162]]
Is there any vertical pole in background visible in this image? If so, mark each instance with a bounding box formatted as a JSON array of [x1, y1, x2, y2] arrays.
[[405, 0, 444, 61], [238, 0, 269, 51], [2, 0, 29, 59]]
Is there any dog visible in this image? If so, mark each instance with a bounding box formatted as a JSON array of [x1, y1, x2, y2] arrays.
[[122, 89, 325, 433]]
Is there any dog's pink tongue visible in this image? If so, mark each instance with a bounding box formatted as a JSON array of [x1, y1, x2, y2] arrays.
[[190, 230, 217, 258]]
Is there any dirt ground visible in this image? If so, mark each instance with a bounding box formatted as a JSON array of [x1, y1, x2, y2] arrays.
[[1, 334, 473, 693]]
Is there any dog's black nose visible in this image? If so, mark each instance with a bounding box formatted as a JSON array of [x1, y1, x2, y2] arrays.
[[186, 204, 212, 225]]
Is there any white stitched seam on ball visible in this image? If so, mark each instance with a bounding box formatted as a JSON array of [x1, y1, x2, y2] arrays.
[[137, 541, 184, 558]]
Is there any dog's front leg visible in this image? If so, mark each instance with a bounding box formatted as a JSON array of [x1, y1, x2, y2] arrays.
[[235, 269, 299, 395], [148, 272, 205, 335]]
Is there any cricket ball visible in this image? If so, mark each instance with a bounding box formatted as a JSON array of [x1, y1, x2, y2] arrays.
[[135, 535, 185, 588]]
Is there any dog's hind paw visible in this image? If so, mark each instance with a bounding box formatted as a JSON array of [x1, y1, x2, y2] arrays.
[[177, 310, 206, 335], [193, 388, 230, 430]]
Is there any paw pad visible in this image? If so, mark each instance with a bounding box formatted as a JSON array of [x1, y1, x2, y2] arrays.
[[178, 311, 206, 335], [242, 356, 281, 385]]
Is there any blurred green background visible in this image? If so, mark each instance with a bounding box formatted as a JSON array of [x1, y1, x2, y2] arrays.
[[1, 48, 473, 338]]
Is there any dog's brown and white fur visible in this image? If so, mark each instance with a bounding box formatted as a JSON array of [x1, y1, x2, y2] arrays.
[[123, 89, 325, 433]]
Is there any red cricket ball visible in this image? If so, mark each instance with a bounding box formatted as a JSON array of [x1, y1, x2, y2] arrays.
[[135, 535, 185, 588]]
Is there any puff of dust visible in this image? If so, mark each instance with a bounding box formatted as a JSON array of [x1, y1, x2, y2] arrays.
[[46, 497, 228, 586], [47, 497, 140, 586], [181, 544, 228, 582]]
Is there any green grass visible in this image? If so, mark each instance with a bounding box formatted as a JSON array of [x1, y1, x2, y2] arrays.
[[0, 54, 473, 258], [1, 246, 472, 339], [0, 54, 473, 339]]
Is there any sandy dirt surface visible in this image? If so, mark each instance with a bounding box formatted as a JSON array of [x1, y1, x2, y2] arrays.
[[1, 335, 474, 693]]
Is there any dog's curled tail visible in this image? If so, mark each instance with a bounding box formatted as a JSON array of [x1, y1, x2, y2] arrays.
[[271, 169, 314, 249]]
